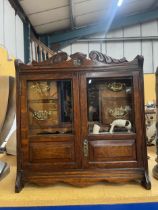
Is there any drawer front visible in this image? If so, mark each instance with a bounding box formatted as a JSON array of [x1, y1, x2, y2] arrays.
[[89, 140, 136, 162]]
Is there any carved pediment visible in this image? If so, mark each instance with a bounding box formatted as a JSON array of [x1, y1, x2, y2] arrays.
[[32, 52, 68, 65], [89, 51, 127, 64], [31, 51, 129, 66], [15, 50, 143, 71], [70, 52, 87, 66]]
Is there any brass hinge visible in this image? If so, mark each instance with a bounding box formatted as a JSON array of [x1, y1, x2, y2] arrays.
[[83, 139, 89, 157]]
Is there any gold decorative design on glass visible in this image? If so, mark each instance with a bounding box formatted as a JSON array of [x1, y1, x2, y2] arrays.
[[108, 106, 130, 118], [31, 82, 50, 96], [105, 82, 126, 92], [33, 110, 53, 120]]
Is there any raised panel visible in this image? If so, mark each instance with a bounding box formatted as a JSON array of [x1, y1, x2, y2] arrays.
[[89, 140, 136, 161], [29, 142, 74, 162]]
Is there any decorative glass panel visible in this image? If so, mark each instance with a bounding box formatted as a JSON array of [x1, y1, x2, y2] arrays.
[[27, 80, 73, 135], [87, 78, 134, 134]]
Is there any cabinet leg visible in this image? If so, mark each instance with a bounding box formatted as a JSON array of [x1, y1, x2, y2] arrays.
[[141, 171, 151, 190], [15, 171, 24, 193]]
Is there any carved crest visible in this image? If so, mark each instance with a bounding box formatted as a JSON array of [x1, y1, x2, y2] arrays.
[[89, 50, 127, 64], [15, 50, 144, 71], [70, 52, 87, 66], [32, 52, 68, 65]]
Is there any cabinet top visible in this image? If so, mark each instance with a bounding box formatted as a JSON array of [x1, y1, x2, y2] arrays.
[[15, 51, 144, 73]]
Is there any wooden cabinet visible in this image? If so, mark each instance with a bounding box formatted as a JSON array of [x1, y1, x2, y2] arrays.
[[15, 51, 151, 192]]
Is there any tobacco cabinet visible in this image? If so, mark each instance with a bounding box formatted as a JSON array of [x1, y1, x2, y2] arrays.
[[15, 51, 151, 192]]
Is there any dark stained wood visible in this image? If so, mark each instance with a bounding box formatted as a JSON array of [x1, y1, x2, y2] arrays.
[[15, 52, 143, 72], [88, 140, 136, 162], [30, 142, 74, 162], [15, 171, 24, 193], [15, 52, 150, 192], [70, 52, 87, 60], [32, 52, 68, 65], [24, 169, 144, 187]]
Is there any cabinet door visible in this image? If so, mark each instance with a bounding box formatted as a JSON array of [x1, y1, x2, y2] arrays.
[[80, 72, 141, 169], [20, 73, 81, 171]]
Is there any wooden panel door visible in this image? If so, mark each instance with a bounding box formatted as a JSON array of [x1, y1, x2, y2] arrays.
[[79, 71, 143, 169], [19, 72, 81, 172]]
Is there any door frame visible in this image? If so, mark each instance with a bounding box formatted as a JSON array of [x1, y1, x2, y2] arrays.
[[79, 70, 143, 169], [19, 72, 82, 170]]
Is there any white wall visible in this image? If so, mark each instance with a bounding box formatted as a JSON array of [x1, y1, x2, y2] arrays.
[[0, 0, 24, 144], [0, 0, 24, 61], [62, 20, 158, 73]]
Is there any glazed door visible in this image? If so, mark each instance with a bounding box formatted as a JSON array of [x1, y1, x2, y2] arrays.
[[80, 71, 142, 169], [20, 72, 81, 171]]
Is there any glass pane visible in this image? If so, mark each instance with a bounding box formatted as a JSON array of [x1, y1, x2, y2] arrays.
[[87, 78, 134, 134], [27, 80, 73, 135]]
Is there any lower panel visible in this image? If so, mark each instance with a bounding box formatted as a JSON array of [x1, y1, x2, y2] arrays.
[[26, 141, 80, 170], [30, 141, 74, 162], [89, 140, 136, 162], [23, 168, 145, 187], [15, 167, 151, 192], [85, 139, 137, 168]]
